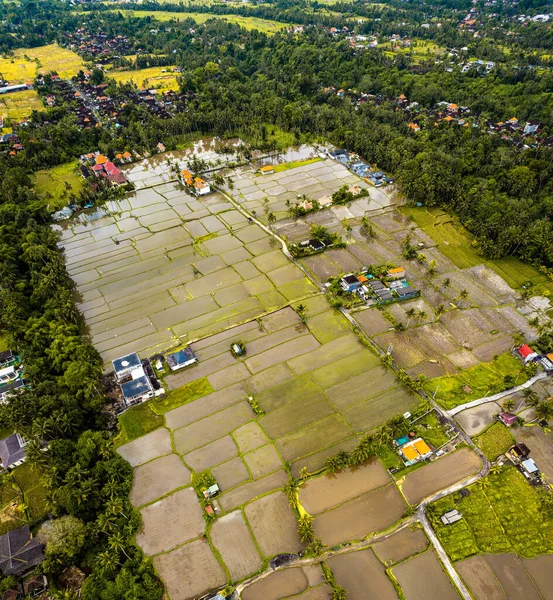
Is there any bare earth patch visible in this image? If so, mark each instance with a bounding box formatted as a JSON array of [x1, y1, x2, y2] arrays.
[[401, 448, 481, 505], [244, 491, 303, 557], [136, 487, 204, 556], [153, 539, 226, 600], [130, 454, 190, 507], [455, 556, 508, 600]]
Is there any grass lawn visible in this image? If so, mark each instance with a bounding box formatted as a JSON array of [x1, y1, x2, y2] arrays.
[[414, 411, 450, 449], [0, 44, 86, 84], [108, 66, 180, 92], [474, 422, 514, 460], [111, 10, 293, 33], [0, 463, 49, 535], [149, 377, 213, 415], [32, 161, 86, 211], [0, 89, 43, 123], [401, 206, 553, 295], [425, 353, 529, 410], [429, 465, 553, 561]]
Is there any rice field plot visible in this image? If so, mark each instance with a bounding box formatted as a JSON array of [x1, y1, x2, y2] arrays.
[[392, 550, 460, 600], [313, 484, 406, 547], [0, 44, 86, 83], [0, 89, 43, 123], [136, 487, 204, 556], [210, 511, 262, 581], [298, 459, 391, 515], [401, 448, 481, 505], [130, 453, 191, 507], [328, 549, 398, 600], [116, 427, 172, 467], [485, 554, 542, 600], [372, 527, 428, 565], [112, 9, 292, 33], [242, 568, 309, 600], [521, 554, 553, 599], [474, 422, 514, 460], [153, 539, 226, 600], [244, 491, 304, 558], [109, 66, 180, 91], [455, 556, 507, 600]]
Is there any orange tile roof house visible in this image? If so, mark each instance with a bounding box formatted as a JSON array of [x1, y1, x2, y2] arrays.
[[400, 438, 432, 465]]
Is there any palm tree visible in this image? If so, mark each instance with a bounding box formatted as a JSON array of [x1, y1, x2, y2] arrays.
[[332, 585, 349, 600], [502, 398, 515, 412], [97, 550, 121, 573], [529, 316, 540, 328], [405, 308, 416, 327], [108, 532, 131, 560], [442, 278, 450, 289], [417, 309, 427, 322], [533, 402, 553, 423], [459, 289, 469, 301], [297, 515, 314, 543], [435, 304, 445, 318]]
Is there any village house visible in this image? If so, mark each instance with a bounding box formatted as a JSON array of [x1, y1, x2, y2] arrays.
[[441, 509, 463, 525], [515, 344, 539, 364], [166, 348, 198, 371], [0, 526, 44, 577], [399, 437, 432, 465], [0, 433, 27, 469]]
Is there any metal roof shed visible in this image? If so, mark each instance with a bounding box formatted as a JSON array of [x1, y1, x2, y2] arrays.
[[121, 376, 153, 404]]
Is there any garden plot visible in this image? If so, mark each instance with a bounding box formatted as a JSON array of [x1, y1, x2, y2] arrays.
[[299, 460, 390, 514], [210, 511, 262, 581], [244, 491, 304, 557], [313, 484, 406, 546], [328, 549, 398, 600], [153, 539, 226, 600], [401, 448, 481, 505], [392, 550, 460, 600], [58, 183, 317, 364], [136, 487, 204, 555]]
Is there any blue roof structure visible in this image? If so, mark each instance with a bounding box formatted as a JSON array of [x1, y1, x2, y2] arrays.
[[113, 353, 141, 377], [121, 376, 152, 401]]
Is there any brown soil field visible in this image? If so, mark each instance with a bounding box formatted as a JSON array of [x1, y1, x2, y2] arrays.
[[211, 456, 250, 490], [328, 549, 398, 600], [276, 414, 353, 462], [244, 444, 283, 478], [259, 392, 335, 439], [117, 427, 172, 467], [401, 448, 481, 505], [303, 254, 341, 281], [485, 554, 542, 600], [372, 527, 428, 565], [244, 491, 303, 557], [299, 459, 390, 515], [136, 487, 204, 556], [130, 454, 191, 507], [210, 511, 262, 581], [165, 382, 248, 429], [283, 584, 332, 600], [392, 550, 460, 600], [182, 435, 238, 472], [172, 401, 254, 454], [455, 556, 507, 600], [242, 568, 308, 600], [232, 421, 269, 453], [153, 539, 226, 600], [522, 554, 553, 599], [313, 484, 406, 546], [303, 565, 325, 587], [218, 469, 288, 512], [516, 426, 553, 483]]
